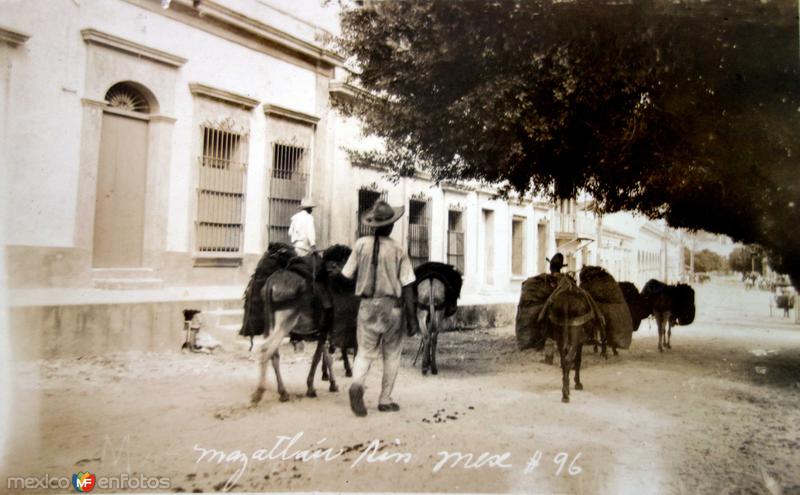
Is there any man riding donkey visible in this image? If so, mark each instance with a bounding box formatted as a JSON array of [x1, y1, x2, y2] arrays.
[[288, 198, 333, 349], [335, 200, 421, 416]]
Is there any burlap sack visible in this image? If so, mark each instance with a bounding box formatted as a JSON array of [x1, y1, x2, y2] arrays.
[[579, 266, 633, 349], [515, 274, 559, 350]]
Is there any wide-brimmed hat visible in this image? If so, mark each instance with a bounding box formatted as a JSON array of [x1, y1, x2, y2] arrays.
[[298, 197, 316, 209], [361, 200, 405, 227], [546, 252, 565, 269]]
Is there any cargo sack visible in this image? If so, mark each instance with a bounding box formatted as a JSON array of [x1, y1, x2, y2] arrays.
[[776, 295, 794, 310], [268, 271, 308, 304], [618, 281, 649, 331], [672, 283, 696, 325], [240, 243, 296, 338], [515, 274, 559, 350], [579, 266, 633, 349]]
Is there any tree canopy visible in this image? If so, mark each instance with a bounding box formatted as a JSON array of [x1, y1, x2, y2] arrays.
[[336, 0, 800, 287]]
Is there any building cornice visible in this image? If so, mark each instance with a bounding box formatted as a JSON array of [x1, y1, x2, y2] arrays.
[[189, 82, 259, 109], [81, 28, 188, 67], [0, 25, 30, 46], [329, 80, 376, 102], [193, 0, 344, 68], [263, 104, 319, 127]]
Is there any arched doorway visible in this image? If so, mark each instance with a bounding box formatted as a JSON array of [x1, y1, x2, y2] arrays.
[[92, 82, 155, 268]]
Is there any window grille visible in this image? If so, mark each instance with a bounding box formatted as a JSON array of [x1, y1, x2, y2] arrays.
[[267, 143, 309, 244], [408, 199, 430, 268], [196, 124, 247, 254], [512, 217, 526, 276], [356, 188, 387, 238], [447, 210, 465, 273]]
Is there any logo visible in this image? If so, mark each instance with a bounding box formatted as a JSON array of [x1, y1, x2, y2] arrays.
[[72, 472, 96, 492]]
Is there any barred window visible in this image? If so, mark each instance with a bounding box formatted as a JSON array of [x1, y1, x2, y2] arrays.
[[196, 124, 247, 254], [512, 216, 526, 276], [356, 188, 387, 238], [267, 143, 309, 244], [447, 210, 465, 273], [408, 199, 430, 268]]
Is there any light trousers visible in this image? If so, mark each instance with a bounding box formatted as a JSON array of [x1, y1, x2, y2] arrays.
[[350, 297, 405, 405]]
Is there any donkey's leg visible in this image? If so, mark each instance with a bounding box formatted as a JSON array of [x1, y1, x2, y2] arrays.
[[544, 338, 555, 365], [321, 344, 331, 381], [252, 327, 290, 405], [574, 345, 583, 391], [657, 316, 664, 353], [430, 309, 443, 375], [271, 351, 289, 402], [419, 311, 432, 375], [342, 348, 353, 377], [665, 319, 672, 349], [322, 345, 338, 392], [306, 338, 324, 398], [559, 342, 570, 403]]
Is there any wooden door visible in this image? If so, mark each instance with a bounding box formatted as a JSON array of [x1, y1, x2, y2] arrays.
[[93, 112, 149, 268]]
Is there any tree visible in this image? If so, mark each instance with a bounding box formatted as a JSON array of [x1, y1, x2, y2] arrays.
[[729, 245, 765, 275], [692, 249, 728, 273], [336, 0, 800, 287]]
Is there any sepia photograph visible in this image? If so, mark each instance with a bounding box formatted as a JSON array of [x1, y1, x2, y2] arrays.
[[1, 0, 799, 493]]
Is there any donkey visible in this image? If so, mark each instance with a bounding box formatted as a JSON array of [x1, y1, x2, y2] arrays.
[[248, 244, 349, 405], [320, 245, 359, 378], [641, 279, 696, 352], [413, 262, 463, 375], [540, 276, 602, 403]]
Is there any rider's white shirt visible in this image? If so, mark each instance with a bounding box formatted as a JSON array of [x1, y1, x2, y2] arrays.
[[289, 209, 315, 255]]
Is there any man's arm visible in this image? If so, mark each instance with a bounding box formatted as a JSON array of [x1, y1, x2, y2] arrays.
[[402, 283, 420, 337], [398, 253, 419, 336]]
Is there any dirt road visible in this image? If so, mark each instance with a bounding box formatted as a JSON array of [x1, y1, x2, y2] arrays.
[[4, 277, 800, 494]]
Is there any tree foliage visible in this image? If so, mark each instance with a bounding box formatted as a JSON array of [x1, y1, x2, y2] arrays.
[[336, 0, 800, 287], [729, 245, 766, 274], [686, 248, 728, 273]]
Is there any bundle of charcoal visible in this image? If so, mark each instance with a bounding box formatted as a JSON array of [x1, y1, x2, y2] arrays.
[[515, 273, 560, 350], [579, 266, 633, 349]]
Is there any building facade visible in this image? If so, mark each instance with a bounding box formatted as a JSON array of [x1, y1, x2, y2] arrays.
[[2, 0, 688, 359]]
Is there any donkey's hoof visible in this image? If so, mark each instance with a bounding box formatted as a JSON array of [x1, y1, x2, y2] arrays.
[[562, 396, 570, 403], [422, 368, 428, 376], [321, 375, 329, 382], [251, 387, 265, 405], [575, 383, 583, 391], [658, 347, 663, 353], [279, 393, 290, 402], [431, 368, 438, 375], [306, 389, 317, 398], [329, 384, 339, 393], [345, 370, 353, 378]]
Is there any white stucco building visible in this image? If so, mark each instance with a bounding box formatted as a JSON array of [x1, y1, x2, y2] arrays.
[[2, 0, 689, 359]]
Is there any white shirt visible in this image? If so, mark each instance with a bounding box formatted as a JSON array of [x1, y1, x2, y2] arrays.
[[289, 209, 316, 255]]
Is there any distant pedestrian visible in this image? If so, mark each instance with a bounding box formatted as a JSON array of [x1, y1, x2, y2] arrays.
[[338, 200, 420, 416]]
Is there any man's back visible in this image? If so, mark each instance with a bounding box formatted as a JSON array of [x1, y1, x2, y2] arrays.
[[342, 236, 416, 299]]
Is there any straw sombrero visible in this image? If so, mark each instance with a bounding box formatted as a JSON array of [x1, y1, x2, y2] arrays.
[[361, 200, 405, 227], [298, 197, 316, 209]]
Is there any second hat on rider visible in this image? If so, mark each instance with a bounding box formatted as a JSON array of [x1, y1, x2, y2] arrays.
[[298, 197, 316, 209]]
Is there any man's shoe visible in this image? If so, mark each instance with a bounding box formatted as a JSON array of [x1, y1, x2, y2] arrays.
[[378, 402, 400, 412], [349, 385, 367, 417]]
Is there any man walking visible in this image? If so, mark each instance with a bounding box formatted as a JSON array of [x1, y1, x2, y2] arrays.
[[339, 200, 420, 416]]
